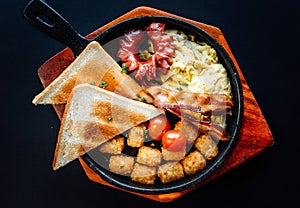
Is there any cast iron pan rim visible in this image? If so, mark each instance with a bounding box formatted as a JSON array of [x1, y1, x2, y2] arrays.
[[81, 16, 244, 194]]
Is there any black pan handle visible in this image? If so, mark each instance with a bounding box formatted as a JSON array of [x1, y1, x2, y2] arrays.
[[23, 0, 90, 56]]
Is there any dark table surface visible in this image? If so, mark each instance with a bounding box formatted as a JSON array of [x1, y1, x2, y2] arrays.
[[2, 0, 299, 207]]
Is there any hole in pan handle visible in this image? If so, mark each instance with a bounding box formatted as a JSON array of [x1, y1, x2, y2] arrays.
[[23, 0, 90, 56]]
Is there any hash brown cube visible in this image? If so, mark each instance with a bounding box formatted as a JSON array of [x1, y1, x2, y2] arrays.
[[161, 146, 186, 161], [109, 155, 134, 175], [181, 150, 206, 175], [136, 146, 162, 166], [174, 120, 199, 144], [131, 163, 156, 185], [157, 162, 184, 183], [99, 135, 124, 154], [194, 134, 218, 160], [127, 124, 146, 148]]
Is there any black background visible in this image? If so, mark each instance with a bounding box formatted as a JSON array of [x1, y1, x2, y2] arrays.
[[2, 0, 299, 207]]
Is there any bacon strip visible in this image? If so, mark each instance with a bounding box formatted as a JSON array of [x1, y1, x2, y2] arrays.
[[146, 86, 233, 140], [146, 86, 233, 115], [168, 108, 230, 141]]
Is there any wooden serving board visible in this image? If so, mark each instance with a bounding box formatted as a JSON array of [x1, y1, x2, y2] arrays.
[[36, 6, 274, 203]]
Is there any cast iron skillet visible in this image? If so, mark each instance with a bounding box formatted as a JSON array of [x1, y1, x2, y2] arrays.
[[24, 0, 244, 194]]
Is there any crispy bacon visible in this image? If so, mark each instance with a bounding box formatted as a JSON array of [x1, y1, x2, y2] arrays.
[[146, 86, 233, 115], [168, 108, 230, 141], [146, 86, 233, 140], [117, 23, 175, 81]]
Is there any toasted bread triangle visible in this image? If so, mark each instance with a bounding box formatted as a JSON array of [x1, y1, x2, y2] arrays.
[[32, 41, 143, 105], [52, 84, 164, 170]]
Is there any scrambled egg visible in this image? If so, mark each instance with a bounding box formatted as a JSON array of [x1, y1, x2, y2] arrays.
[[161, 30, 232, 97]]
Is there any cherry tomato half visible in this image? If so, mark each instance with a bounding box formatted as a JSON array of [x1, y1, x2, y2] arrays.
[[162, 130, 187, 152], [147, 115, 171, 140]]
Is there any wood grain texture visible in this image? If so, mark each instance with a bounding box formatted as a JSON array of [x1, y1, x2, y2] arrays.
[[36, 6, 274, 202]]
